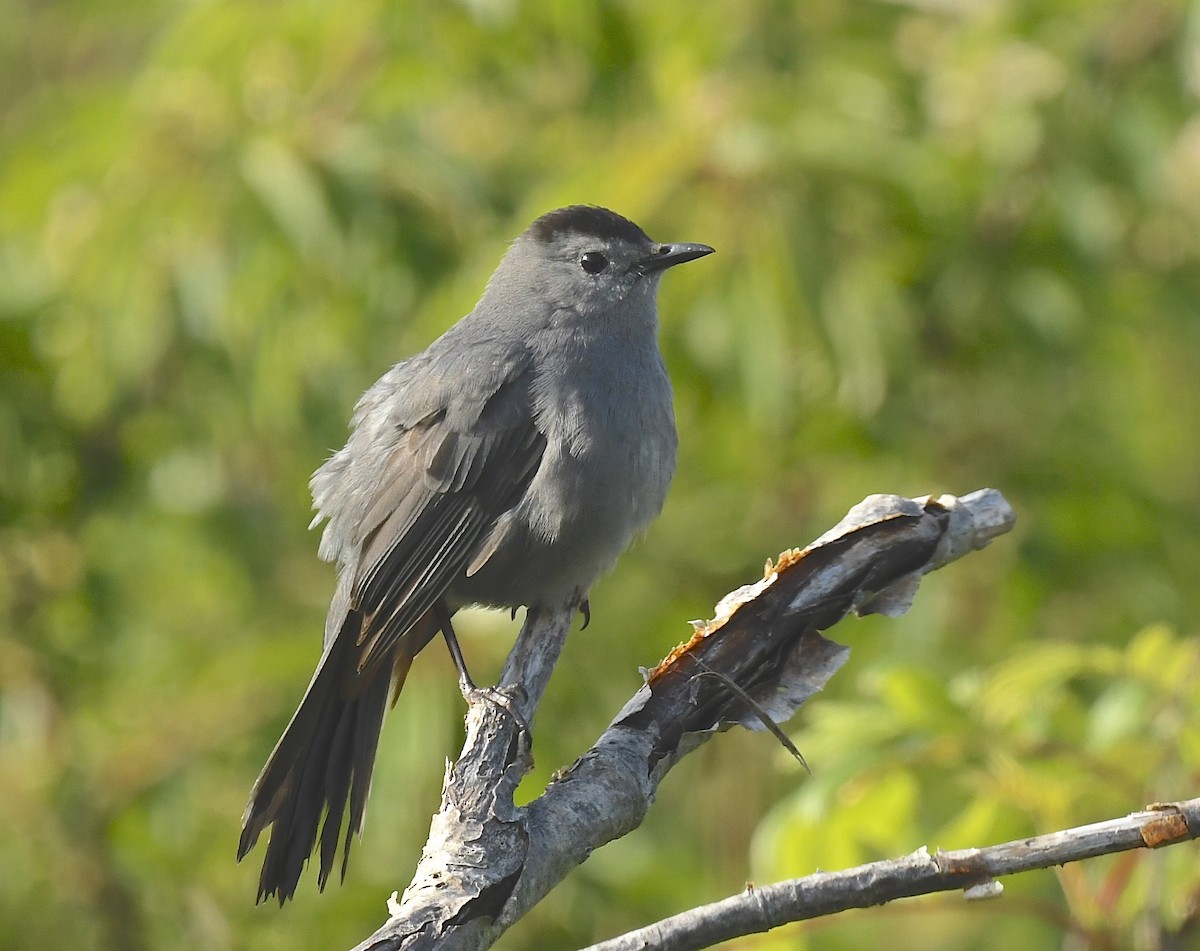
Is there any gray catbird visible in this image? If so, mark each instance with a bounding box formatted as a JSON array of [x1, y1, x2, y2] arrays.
[[237, 205, 713, 903]]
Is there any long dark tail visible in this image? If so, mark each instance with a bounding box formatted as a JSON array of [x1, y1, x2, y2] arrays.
[[238, 611, 417, 905]]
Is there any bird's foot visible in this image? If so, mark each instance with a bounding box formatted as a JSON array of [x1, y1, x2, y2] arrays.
[[462, 683, 532, 740]]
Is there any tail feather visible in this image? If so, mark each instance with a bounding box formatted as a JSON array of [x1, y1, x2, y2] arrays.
[[238, 612, 394, 905], [342, 664, 394, 879], [315, 689, 357, 889]]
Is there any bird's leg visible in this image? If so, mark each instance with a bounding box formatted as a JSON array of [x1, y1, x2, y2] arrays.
[[433, 601, 529, 736], [432, 600, 476, 694], [579, 598, 591, 629]]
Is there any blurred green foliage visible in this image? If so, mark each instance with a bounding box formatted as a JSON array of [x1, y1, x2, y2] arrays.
[[2, 0, 1199, 948]]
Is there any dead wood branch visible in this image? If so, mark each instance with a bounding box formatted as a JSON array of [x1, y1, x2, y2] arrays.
[[350, 490, 1016, 950], [583, 798, 1200, 951]]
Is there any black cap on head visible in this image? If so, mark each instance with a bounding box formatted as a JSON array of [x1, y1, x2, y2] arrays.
[[527, 205, 651, 247]]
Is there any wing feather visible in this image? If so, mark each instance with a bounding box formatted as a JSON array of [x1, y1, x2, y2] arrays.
[[241, 347, 548, 900], [322, 359, 547, 681]]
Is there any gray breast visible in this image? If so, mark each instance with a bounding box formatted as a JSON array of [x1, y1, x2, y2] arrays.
[[453, 345, 677, 609]]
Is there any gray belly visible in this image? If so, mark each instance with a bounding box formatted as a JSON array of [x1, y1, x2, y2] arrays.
[[453, 399, 677, 609]]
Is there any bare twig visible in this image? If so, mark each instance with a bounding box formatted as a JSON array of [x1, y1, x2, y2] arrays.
[[583, 799, 1200, 951], [349, 490, 1016, 950]]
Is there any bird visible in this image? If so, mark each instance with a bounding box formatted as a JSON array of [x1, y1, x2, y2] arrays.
[[237, 204, 714, 904]]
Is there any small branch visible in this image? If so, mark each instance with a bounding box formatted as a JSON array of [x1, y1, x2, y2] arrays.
[[583, 799, 1200, 951], [349, 490, 1016, 950], [352, 600, 579, 951], [498, 600, 579, 722]]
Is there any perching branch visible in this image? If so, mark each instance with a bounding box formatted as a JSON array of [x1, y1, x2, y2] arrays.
[[350, 490, 1017, 951], [582, 798, 1200, 951]]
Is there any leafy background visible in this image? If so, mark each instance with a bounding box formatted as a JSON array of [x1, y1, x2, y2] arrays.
[[3, 0, 1200, 948]]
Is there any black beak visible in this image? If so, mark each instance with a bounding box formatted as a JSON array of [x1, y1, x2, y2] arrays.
[[639, 241, 715, 274]]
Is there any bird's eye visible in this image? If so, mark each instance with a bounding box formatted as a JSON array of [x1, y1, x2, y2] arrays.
[[579, 251, 609, 274]]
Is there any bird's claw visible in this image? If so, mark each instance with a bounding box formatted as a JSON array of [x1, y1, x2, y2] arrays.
[[462, 684, 532, 739]]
